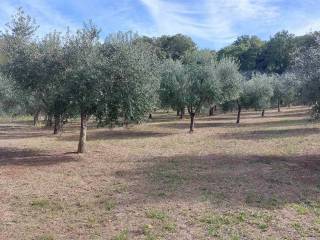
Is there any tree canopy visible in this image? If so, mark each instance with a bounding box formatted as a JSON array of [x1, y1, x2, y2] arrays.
[[1, 8, 320, 152]]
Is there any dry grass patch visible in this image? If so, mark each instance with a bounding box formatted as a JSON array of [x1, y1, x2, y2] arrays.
[[1, 106, 320, 239]]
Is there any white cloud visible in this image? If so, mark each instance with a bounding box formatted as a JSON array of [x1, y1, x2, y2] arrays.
[[1, 0, 320, 49], [139, 0, 281, 47], [139, 0, 214, 38], [287, 17, 320, 36]]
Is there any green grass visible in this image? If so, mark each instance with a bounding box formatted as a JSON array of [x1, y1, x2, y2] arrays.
[[245, 192, 281, 209], [31, 199, 50, 209], [145, 209, 167, 221], [257, 223, 268, 231], [113, 229, 128, 240], [291, 222, 304, 236], [163, 221, 176, 232], [102, 199, 116, 211], [291, 203, 309, 215], [30, 198, 63, 211], [142, 225, 158, 240], [200, 211, 272, 236], [200, 189, 226, 204], [35, 234, 55, 240]]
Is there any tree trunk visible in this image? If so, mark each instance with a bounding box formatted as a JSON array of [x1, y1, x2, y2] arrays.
[[261, 109, 265, 117], [176, 110, 180, 116], [53, 115, 61, 135], [33, 109, 40, 126], [278, 99, 281, 112], [149, 113, 152, 119], [46, 114, 53, 127], [180, 108, 184, 119], [189, 112, 195, 132], [214, 105, 217, 111], [236, 101, 241, 124], [209, 106, 214, 116], [78, 113, 89, 153]]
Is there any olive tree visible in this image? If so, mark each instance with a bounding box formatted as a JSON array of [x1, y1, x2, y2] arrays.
[[182, 50, 221, 132], [215, 58, 242, 105], [1, 8, 42, 124], [159, 59, 187, 118], [237, 74, 274, 123], [0, 73, 27, 116], [64, 22, 103, 153], [159, 50, 242, 131], [32, 31, 70, 132], [293, 34, 320, 117], [96, 32, 160, 127], [272, 73, 299, 112]]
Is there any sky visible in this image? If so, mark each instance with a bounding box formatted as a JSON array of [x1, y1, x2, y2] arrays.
[[1, 0, 320, 50]]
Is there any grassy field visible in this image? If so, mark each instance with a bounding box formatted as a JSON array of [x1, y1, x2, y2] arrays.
[[1, 106, 320, 240]]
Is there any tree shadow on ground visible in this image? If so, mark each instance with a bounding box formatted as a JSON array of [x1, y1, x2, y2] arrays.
[[0, 147, 78, 166], [158, 118, 309, 130], [0, 124, 50, 140], [148, 113, 184, 123], [114, 153, 320, 209], [221, 128, 320, 140], [265, 111, 310, 119], [60, 129, 173, 142]]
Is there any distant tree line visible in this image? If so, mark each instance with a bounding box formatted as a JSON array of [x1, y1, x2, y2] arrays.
[[0, 8, 319, 153]]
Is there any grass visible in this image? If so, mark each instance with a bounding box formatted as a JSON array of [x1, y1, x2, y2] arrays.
[[31, 199, 51, 209], [145, 209, 167, 221], [101, 199, 116, 211], [113, 230, 128, 240], [245, 192, 281, 209], [291, 203, 310, 215], [200, 210, 272, 237], [1, 106, 320, 239], [35, 235, 55, 240], [30, 198, 63, 212], [142, 225, 158, 240], [200, 189, 226, 204]]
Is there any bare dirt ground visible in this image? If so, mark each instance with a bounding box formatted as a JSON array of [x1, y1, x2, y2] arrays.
[[0, 106, 320, 240]]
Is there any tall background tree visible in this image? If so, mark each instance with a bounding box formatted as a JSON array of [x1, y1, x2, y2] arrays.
[[156, 34, 197, 60], [218, 35, 265, 73], [257, 31, 296, 74]]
